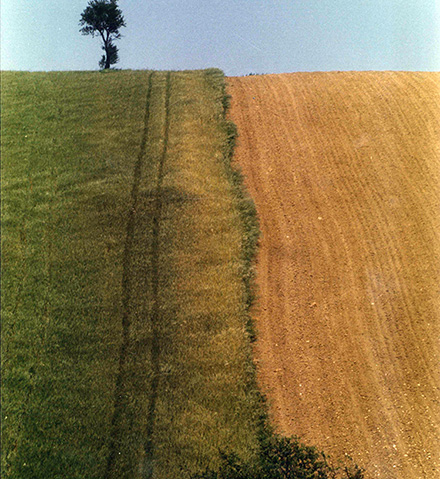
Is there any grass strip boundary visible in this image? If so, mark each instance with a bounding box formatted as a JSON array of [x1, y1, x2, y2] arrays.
[[205, 66, 265, 417], [209, 70, 261, 340], [104, 71, 155, 478]]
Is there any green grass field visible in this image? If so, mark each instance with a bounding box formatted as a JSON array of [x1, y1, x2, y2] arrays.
[[2, 69, 261, 479]]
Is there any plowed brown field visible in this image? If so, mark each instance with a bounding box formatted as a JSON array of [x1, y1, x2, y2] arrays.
[[228, 72, 440, 479]]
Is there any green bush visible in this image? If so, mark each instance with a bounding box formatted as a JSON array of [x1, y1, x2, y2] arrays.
[[193, 435, 364, 479]]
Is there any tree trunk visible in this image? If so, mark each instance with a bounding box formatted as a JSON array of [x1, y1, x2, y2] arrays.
[[104, 43, 110, 69], [102, 33, 111, 69]]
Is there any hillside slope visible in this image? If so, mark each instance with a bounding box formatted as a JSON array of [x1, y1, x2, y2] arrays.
[[2, 70, 260, 479], [228, 72, 440, 479]]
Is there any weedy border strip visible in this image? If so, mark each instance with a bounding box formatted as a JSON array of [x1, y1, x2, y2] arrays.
[[203, 68, 273, 444]]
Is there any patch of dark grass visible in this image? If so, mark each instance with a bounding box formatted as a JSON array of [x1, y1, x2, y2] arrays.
[[193, 435, 364, 479]]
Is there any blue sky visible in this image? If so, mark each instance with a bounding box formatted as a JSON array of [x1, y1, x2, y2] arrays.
[[2, 0, 439, 75]]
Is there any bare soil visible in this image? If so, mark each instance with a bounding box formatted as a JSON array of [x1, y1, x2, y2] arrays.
[[228, 72, 440, 479]]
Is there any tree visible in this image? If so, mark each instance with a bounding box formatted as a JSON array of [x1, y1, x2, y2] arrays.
[[79, 0, 126, 69]]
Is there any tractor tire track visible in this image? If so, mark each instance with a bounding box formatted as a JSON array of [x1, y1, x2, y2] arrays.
[[104, 71, 155, 479], [139, 71, 172, 479]]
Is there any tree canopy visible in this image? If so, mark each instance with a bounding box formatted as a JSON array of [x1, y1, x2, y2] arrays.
[[79, 0, 126, 69]]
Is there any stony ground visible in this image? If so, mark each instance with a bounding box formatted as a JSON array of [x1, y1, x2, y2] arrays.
[[228, 72, 440, 479]]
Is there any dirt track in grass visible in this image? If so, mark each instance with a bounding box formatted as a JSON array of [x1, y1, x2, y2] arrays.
[[228, 72, 440, 478]]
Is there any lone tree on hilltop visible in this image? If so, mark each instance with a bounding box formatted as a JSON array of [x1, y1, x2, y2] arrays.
[[79, 0, 126, 69]]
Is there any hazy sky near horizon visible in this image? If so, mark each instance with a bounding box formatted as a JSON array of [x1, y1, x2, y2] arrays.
[[2, 0, 439, 75]]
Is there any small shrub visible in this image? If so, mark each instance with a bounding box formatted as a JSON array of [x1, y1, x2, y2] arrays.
[[193, 435, 365, 479]]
